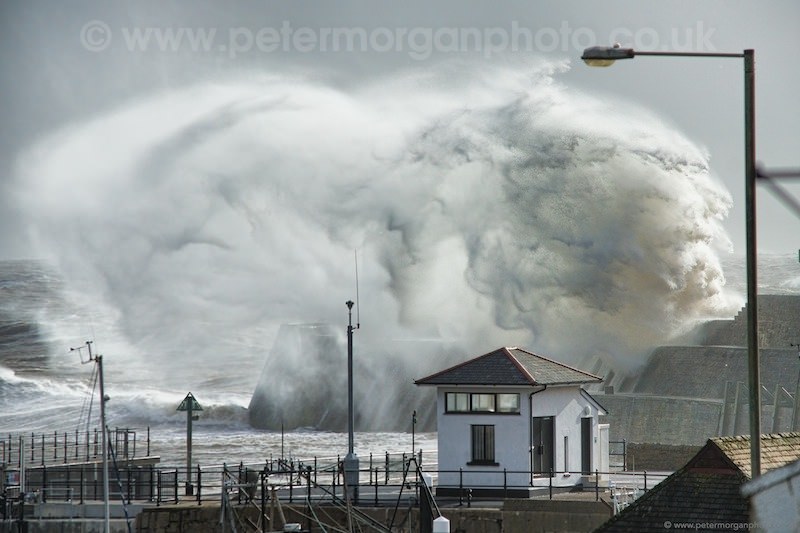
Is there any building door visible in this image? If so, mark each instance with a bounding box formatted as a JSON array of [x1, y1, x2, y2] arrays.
[[531, 416, 554, 478], [581, 417, 592, 474]]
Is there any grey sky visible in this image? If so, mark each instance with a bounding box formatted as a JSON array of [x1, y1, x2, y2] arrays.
[[1, 0, 798, 259]]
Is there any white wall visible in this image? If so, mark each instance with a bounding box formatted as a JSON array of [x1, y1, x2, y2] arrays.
[[436, 385, 606, 489], [743, 459, 800, 532], [529, 386, 604, 487], [436, 386, 531, 488]]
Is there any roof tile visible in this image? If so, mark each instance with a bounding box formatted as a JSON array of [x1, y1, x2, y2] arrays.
[[414, 346, 602, 386]]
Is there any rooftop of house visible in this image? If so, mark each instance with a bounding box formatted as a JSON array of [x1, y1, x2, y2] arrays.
[[414, 346, 603, 387], [712, 432, 800, 478], [596, 432, 800, 532]]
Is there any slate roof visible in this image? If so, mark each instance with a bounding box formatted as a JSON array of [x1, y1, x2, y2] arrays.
[[713, 432, 800, 479], [414, 347, 602, 386], [596, 432, 800, 532]]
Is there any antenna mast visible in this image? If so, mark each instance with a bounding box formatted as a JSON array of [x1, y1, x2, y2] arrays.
[[71, 341, 110, 532], [354, 249, 361, 329], [344, 251, 362, 503]]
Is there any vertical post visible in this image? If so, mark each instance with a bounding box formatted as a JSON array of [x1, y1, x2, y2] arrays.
[[344, 300, 359, 503], [97, 353, 110, 533], [260, 471, 266, 527], [19, 435, 25, 497], [622, 439, 627, 472], [412, 410, 417, 458], [197, 465, 202, 505], [743, 48, 761, 479], [186, 401, 194, 495], [595, 469, 599, 501]]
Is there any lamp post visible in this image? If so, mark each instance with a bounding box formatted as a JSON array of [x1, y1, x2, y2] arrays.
[[581, 45, 761, 477], [344, 300, 359, 501]]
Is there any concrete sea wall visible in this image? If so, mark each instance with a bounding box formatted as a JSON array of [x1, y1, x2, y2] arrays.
[[133, 500, 612, 533]]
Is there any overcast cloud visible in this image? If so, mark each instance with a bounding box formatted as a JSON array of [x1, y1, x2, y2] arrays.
[[1, 0, 798, 260]]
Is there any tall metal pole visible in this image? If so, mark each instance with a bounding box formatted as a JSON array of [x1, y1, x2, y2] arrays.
[[70, 341, 111, 530], [744, 48, 761, 477], [347, 301, 355, 456], [186, 401, 193, 495], [344, 300, 359, 502], [97, 353, 110, 532], [581, 46, 763, 478]]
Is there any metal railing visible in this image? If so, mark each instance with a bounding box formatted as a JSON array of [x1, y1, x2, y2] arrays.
[[2, 450, 666, 517], [0, 427, 148, 467], [609, 439, 628, 471]]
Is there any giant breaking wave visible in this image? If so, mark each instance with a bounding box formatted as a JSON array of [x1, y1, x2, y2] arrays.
[[13, 60, 736, 430]]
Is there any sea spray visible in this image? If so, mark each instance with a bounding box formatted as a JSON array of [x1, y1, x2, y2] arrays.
[[13, 60, 736, 430]]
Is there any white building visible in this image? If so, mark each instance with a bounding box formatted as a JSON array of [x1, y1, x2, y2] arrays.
[[741, 457, 800, 533], [415, 346, 609, 494]]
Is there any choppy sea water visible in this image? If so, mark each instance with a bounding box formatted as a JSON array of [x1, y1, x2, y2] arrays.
[[1, 255, 797, 466]]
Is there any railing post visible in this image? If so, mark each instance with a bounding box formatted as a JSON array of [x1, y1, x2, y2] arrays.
[[385, 451, 390, 485], [307, 466, 312, 502], [156, 470, 161, 507], [333, 464, 337, 500], [237, 462, 243, 505], [174, 470, 178, 503], [260, 471, 266, 527], [549, 469, 553, 500], [622, 439, 627, 471], [503, 468, 507, 499], [289, 465, 294, 504], [197, 465, 202, 505], [149, 464, 155, 503], [374, 468, 379, 506], [80, 466, 85, 504], [40, 434, 44, 466], [53, 431, 57, 463], [458, 468, 463, 506], [595, 469, 599, 501], [127, 467, 132, 504], [644, 471, 647, 491], [30, 432, 34, 463], [42, 466, 47, 503]]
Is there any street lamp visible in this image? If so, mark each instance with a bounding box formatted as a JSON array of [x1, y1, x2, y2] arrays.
[[344, 300, 359, 502], [581, 45, 761, 477]]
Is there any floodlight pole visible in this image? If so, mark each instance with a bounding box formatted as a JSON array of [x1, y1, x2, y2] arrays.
[[581, 47, 761, 477]]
